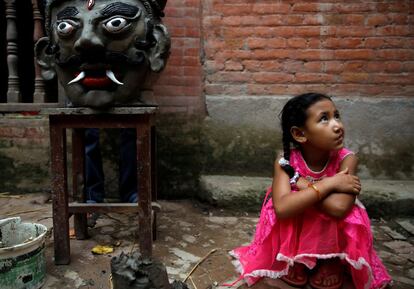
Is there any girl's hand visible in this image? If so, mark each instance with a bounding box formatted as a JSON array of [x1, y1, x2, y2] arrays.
[[296, 177, 309, 190], [329, 168, 361, 195]]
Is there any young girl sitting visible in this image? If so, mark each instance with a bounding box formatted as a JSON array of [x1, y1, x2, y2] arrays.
[[230, 93, 392, 289]]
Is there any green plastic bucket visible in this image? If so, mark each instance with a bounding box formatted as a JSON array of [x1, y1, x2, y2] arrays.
[[0, 217, 47, 289]]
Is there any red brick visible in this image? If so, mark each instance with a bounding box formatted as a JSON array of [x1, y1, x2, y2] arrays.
[[339, 73, 370, 83], [376, 49, 414, 60], [295, 73, 335, 83], [251, 49, 291, 60], [335, 3, 376, 13], [294, 50, 334, 60], [292, 3, 320, 12], [247, 38, 286, 49], [390, 14, 409, 25], [253, 72, 294, 84], [377, 3, 410, 13], [287, 38, 307, 48], [225, 61, 244, 71], [252, 3, 290, 15], [304, 61, 323, 72], [384, 61, 403, 73], [324, 61, 345, 73], [366, 14, 389, 26], [283, 60, 305, 73], [334, 49, 374, 60], [243, 60, 282, 72], [376, 25, 411, 36], [323, 38, 363, 49], [207, 72, 251, 83], [204, 61, 225, 73], [214, 4, 253, 16], [342, 61, 366, 72], [402, 61, 414, 72]]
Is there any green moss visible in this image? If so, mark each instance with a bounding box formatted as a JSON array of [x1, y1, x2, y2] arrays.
[[358, 141, 414, 178], [200, 120, 279, 177], [0, 152, 48, 193], [154, 115, 280, 198]]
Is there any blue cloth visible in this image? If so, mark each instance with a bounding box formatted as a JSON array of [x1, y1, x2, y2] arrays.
[[85, 128, 138, 203]]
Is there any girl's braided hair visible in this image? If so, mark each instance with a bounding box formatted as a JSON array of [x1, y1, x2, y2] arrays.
[[279, 93, 331, 177]]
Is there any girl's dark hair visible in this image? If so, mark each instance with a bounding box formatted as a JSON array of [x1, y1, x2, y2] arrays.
[[279, 93, 331, 177]]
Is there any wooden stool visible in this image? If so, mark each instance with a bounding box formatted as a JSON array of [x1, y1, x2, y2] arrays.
[[44, 107, 158, 265]]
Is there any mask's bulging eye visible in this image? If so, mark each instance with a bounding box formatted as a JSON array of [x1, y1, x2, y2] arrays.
[[104, 17, 128, 33], [57, 21, 75, 36]]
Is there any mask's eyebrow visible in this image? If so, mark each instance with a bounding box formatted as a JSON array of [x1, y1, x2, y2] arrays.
[[100, 2, 140, 18], [57, 7, 79, 19]]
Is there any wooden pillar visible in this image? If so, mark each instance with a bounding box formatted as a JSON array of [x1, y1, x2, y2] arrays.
[[4, 0, 21, 102], [32, 0, 46, 103]]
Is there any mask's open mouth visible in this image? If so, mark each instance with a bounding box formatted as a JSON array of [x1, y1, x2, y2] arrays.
[[68, 68, 123, 90]]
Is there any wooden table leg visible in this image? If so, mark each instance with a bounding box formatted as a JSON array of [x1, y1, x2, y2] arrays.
[[50, 120, 70, 265], [72, 128, 88, 240], [137, 119, 152, 257]]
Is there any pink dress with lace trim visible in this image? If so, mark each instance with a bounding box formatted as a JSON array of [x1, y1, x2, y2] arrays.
[[230, 148, 392, 289]]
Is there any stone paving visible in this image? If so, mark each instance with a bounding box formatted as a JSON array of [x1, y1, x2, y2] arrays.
[[0, 193, 413, 289]]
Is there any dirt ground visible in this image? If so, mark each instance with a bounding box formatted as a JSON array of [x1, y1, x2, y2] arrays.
[[1, 193, 413, 289]]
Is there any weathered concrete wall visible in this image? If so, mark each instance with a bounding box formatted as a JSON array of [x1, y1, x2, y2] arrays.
[[205, 95, 414, 180], [0, 96, 412, 197], [0, 115, 50, 193]]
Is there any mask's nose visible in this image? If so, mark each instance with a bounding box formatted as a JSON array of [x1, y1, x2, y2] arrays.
[[73, 25, 105, 56]]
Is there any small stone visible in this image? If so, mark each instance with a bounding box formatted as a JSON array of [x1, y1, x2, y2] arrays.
[[392, 275, 414, 286], [380, 226, 407, 240], [208, 216, 238, 226], [165, 236, 175, 242], [183, 234, 196, 243], [397, 220, 414, 235], [372, 227, 392, 241], [408, 268, 414, 279], [95, 234, 112, 244], [387, 254, 409, 266], [383, 240, 414, 254], [178, 221, 193, 227], [400, 253, 414, 262], [100, 226, 115, 234], [114, 230, 130, 239]]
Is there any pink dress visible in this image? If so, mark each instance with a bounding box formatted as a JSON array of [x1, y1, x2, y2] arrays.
[[230, 148, 392, 289]]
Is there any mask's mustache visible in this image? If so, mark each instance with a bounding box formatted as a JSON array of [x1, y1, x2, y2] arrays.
[[55, 51, 146, 68]]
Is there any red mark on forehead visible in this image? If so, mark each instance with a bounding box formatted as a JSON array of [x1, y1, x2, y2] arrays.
[[87, 0, 95, 10]]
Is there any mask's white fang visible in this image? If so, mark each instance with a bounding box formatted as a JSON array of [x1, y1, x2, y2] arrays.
[[67, 71, 85, 85], [106, 70, 124, 85]]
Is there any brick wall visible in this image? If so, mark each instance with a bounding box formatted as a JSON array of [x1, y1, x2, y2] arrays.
[[153, 0, 205, 114], [202, 0, 414, 98]]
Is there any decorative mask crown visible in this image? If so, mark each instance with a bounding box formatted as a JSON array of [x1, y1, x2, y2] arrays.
[[45, 0, 167, 35]]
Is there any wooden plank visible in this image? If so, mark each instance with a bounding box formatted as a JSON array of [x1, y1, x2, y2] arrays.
[[42, 106, 158, 115], [0, 103, 60, 112], [48, 114, 150, 128], [68, 202, 161, 214]]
